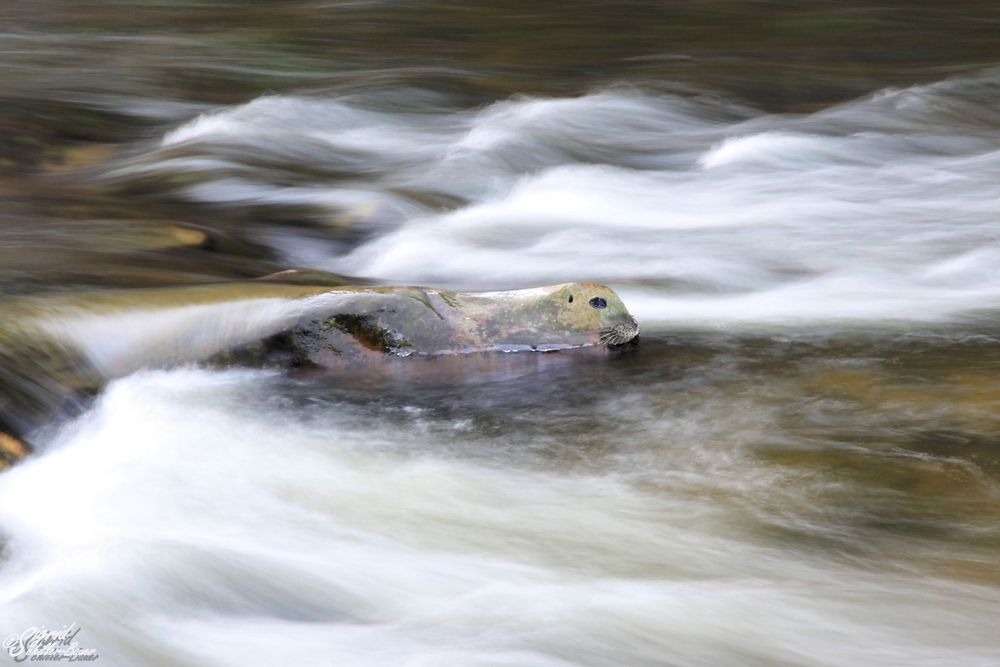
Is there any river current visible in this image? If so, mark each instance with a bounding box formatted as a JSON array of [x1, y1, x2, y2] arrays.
[[1, 3, 1000, 666]]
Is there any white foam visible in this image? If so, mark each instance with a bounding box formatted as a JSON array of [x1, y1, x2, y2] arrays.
[[134, 72, 1000, 328], [0, 369, 996, 665], [698, 131, 853, 169], [34, 292, 358, 377]]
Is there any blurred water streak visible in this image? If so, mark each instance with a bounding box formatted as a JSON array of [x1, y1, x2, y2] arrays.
[[1, 3, 1000, 666]]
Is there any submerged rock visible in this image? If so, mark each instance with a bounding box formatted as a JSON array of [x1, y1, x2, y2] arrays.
[[0, 432, 29, 471]]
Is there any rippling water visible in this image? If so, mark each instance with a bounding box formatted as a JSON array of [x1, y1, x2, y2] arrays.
[[133, 73, 1000, 325], [2, 2, 1000, 666]]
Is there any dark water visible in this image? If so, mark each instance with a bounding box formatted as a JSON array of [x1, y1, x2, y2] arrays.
[[2, 2, 1000, 666]]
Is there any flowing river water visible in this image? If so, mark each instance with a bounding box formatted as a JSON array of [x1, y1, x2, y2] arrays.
[[2, 2, 1000, 665]]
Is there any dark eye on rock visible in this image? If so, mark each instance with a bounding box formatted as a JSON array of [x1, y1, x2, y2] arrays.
[[568, 295, 573, 303], [589, 297, 607, 309]]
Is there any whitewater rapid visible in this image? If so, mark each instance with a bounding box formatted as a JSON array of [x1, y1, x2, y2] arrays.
[[3, 70, 1000, 667], [2, 368, 998, 666], [115, 70, 1000, 328]]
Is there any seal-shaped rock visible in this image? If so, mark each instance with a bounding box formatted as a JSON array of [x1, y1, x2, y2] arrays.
[[0, 281, 639, 443], [4, 280, 638, 372], [283, 282, 639, 366], [0, 282, 639, 378]]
